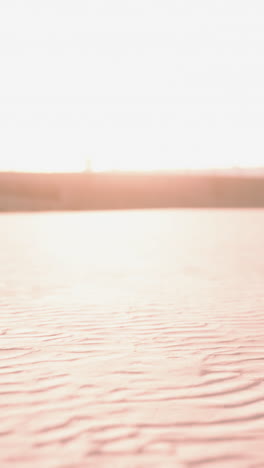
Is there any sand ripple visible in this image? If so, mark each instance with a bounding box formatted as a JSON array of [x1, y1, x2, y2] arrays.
[[0, 210, 264, 467]]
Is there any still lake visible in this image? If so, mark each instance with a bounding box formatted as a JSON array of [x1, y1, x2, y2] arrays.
[[1, 209, 264, 467]]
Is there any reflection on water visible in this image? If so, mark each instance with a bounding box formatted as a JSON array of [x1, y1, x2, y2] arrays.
[[0, 210, 264, 467]]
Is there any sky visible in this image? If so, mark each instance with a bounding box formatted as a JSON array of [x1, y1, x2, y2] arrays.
[[1, 1, 264, 172]]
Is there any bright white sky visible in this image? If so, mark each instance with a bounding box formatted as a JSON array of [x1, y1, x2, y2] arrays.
[[1, 1, 264, 172]]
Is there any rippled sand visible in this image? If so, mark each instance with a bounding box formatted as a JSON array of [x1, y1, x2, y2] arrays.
[[1, 210, 264, 467]]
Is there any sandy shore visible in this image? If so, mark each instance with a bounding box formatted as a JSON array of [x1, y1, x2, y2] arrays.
[[1, 210, 264, 467]]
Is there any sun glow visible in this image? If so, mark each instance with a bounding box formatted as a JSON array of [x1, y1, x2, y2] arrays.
[[1, 2, 264, 173]]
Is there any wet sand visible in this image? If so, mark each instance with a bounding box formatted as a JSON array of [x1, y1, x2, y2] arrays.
[[1, 210, 264, 467]]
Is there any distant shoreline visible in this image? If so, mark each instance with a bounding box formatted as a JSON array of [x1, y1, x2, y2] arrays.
[[1, 170, 264, 211]]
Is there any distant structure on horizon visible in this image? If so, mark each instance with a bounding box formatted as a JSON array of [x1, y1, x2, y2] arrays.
[[84, 159, 92, 172]]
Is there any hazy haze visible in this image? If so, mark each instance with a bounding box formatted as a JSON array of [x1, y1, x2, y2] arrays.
[[1, 1, 264, 172]]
